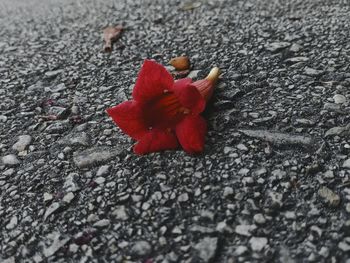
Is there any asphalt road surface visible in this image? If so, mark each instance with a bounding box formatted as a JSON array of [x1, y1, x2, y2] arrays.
[[1, 0, 350, 262]]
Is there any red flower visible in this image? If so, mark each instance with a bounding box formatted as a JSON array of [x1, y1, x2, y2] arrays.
[[106, 60, 220, 155]]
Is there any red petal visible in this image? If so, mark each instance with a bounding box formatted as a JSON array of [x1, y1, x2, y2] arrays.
[[106, 101, 148, 140], [175, 115, 207, 154], [191, 79, 214, 102], [132, 60, 174, 103], [170, 78, 206, 114], [133, 129, 179, 155]]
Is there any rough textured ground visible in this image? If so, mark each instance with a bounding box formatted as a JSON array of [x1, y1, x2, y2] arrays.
[[1, 0, 350, 262]]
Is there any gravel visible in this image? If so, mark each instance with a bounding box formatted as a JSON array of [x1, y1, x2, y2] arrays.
[[1, 0, 350, 262], [194, 237, 218, 262]]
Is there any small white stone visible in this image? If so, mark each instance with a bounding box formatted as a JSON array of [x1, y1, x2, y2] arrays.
[[178, 193, 189, 202], [234, 245, 248, 256], [253, 214, 266, 225], [235, 224, 256, 236], [69, 244, 79, 253], [223, 186, 234, 198], [343, 159, 350, 169], [333, 94, 346, 104], [96, 165, 110, 176], [43, 193, 53, 202], [112, 206, 129, 220], [6, 216, 18, 230], [236, 143, 248, 151], [93, 219, 110, 228], [63, 192, 75, 203], [338, 241, 350, 251], [223, 146, 234, 154], [12, 135, 32, 152], [249, 237, 268, 252], [94, 176, 105, 185], [284, 211, 296, 219], [1, 154, 20, 166]]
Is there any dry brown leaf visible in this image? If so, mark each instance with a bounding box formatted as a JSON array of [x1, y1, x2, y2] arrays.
[[103, 25, 123, 52]]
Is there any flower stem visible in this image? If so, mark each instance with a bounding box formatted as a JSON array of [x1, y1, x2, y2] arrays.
[[205, 67, 220, 84]]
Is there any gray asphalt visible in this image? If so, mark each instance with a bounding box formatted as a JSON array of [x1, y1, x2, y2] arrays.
[[1, 0, 350, 262]]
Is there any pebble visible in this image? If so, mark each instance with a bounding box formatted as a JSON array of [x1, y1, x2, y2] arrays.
[[343, 159, 350, 169], [12, 135, 32, 152], [112, 206, 129, 220], [6, 216, 18, 230], [1, 154, 20, 166], [294, 118, 315, 126], [59, 132, 90, 146], [338, 241, 350, 252], [319, 247, 329, 258], [265, 42, 290, 52], [93, 219, 110, 228], [69, 244, 79, 253], [324, 170, 334, 179], [131, 241, 152, 257], [45, 69, 63, 78], [253, 214, 266, 225], [47, 83, 66, 93], [178, 193, 189, 202], [284, 211, 296, 220], [318, 186, 340, 207], [44, 193, 53, 202], [0, 115, 7, 122], [325, 126, 349, 137], [48, 106, 68, 119], [333, 94, 346, 104], [234, 246, 248, 256], [43, 233, 70, 257], [44, 202, 60, 221], [187, 70, 201, 79], [94, 176, 106, 185], [266, 191, 283, 210], [216, 221, 233, 233], [289, 43, 302, 52], [63, 192, 75, 203], [249, 237, 268, 252], [63, 173, 80, 192], [223, 146, 234, 154], [194, 237, 218, 262], [73, 147, 121, 168], [239, 129, 313, 147], [2, 257, 15, 263], [223, 186, 234, 198], [285, 57, 309, 63], [96, 165, 110, 176], [236, 143, 248, 151], [346, 204, 350, 213], [304, 67, 323, 76], [235, 224, 256, 236]]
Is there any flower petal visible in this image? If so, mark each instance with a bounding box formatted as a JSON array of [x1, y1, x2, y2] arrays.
[[133, 129, 179, 155], [170, 78, 206, 114], [106, 101, 148, 140], [132, 60, 174, 103], [175, 115, 207, 154]]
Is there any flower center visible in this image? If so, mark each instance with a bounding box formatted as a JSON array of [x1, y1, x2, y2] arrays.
[[145, 93, 189, 129]]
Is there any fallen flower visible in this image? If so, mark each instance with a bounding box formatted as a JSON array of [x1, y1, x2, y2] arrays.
[[106, 60, 220, 155], [169, 56, 190, 71], [103, 25, 123, 52]]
